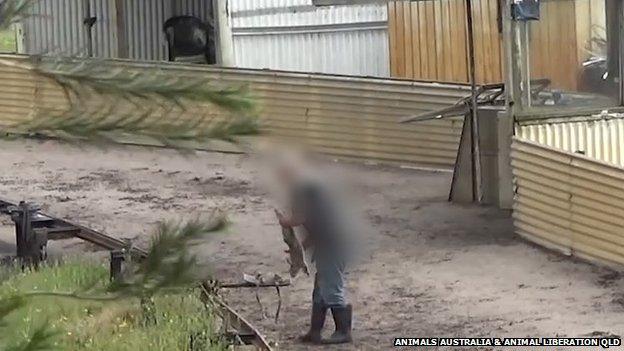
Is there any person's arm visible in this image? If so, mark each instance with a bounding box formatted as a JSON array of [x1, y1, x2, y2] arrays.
[[275, 209, 314, 250], [275, 209, 305, 228], [301, 233, 314, 249]]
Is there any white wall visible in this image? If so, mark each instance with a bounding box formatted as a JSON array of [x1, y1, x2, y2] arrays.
[[230, 0, 390, 77]]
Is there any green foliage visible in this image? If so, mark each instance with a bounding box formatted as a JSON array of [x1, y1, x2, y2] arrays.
[[0, 262, 226, 351], [0, 262, 109, 350], [41, 60, 257, 114], [0, 3, 245, 349], [0, 0, 33, 31], [0, 218, 229, 350], [1, 1, 260, 147], [0, 29, 16, 52], [1, 58, 260, 147], [4, 322, 59, 351], [108, 216, 229, 298], [0, 0, 26, 52], [0, 295, 26, 327]]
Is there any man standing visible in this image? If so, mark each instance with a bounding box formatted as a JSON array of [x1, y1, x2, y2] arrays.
[[275, 162, 353, 345]]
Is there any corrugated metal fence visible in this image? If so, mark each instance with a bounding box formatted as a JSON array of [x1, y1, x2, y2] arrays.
[[517, 117, 624, 168], [512, 137, 624, 267], [0, 54, 468, 168], [230, 0, 389, 77]]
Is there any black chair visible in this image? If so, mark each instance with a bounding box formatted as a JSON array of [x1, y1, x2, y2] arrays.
[[164, 15, 216, 64]]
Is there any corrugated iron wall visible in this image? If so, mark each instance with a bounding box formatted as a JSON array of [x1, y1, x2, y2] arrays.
[[20, 0, 212, 61], [517, 117, 624, 168], [21, 0, 120, 58], [123, 0, 169, 61], [19, 0, 389, 77], [173, 0, 213, 21], [88, 0, 116, 58], [22, 0, 89, 56], [124, 0, 213, 61], [0, 54, 468, 168], [230, 0, 389, 77], [511, 137, 624, 267]]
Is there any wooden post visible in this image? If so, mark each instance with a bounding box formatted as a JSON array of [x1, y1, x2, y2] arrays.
[[113, 0, 128, 58], [465, 0, 482, 203]]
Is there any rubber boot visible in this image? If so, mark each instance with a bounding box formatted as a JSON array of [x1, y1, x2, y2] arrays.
[[322, 304, 353, 344], [299, 303, 327, 344]]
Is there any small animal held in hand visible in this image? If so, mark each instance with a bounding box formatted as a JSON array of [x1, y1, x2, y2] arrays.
[[281, 225, 310, 278]]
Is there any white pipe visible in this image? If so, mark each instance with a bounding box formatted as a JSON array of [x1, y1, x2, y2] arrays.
[[215, 0, 235, 67]]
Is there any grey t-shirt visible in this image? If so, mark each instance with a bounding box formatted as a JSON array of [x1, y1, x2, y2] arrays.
[[291, 179, 350, 261]]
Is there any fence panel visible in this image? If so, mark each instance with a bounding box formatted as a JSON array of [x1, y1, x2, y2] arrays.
[[230, 0, 389, 77], [517, 117, 624, 168], [512, 137, 624, 267], [0, 54, 469, 169]]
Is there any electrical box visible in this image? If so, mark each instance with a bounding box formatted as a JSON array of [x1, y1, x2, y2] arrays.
[[511, 0, 540, 21]]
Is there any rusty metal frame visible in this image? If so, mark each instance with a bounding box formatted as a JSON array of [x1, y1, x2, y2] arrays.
[[0, 197, 148, 259], [200, 282, 274, 351], [0, 196, 276, 349]]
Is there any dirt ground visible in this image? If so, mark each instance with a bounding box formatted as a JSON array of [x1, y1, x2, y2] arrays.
[[0, 139, 623, 351]]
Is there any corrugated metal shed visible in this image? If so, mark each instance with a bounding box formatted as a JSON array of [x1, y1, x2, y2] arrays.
[[173, 0, 213, 21], [22, 0, 88, 56], [511, 137, 624, 268], [124, 0, 213, 61], [88, 0, 116, 58], [123, 0, 168, 61], [19, 0, 390, 77], [20, 0, 213, 61], [517, 117, 624, 168], [0, 54, 468, 168], [230, 0, 389, 76]]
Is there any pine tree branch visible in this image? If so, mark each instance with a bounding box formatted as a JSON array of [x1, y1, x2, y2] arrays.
[[0, 57, 260, 147]]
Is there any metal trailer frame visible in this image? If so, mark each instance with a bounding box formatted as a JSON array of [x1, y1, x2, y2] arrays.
[[0, 197, 148, 261], [0, 196, 275, 350]]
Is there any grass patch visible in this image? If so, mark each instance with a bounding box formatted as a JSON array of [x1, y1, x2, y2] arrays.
[[0, 260, 226, 351], [0, 29, 16, 52]]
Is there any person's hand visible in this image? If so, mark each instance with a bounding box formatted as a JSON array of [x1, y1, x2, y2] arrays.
[[274, 209, 289, 228]]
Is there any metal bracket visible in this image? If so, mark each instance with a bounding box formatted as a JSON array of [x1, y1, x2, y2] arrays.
[[3, 201, 47, 266], [110, 239, 133, 281], [511, 0, 540, 21], [110, 249, 126, 281]]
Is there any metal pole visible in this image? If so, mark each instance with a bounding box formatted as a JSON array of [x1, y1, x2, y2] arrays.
[[214, 0, 235, 67], [465, 0, 482, 203], [84, 0, 93, 57], [113, 0, 128, 58]]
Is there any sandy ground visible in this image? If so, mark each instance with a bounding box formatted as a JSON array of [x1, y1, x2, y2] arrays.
[[0, 139, 623, 351]]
